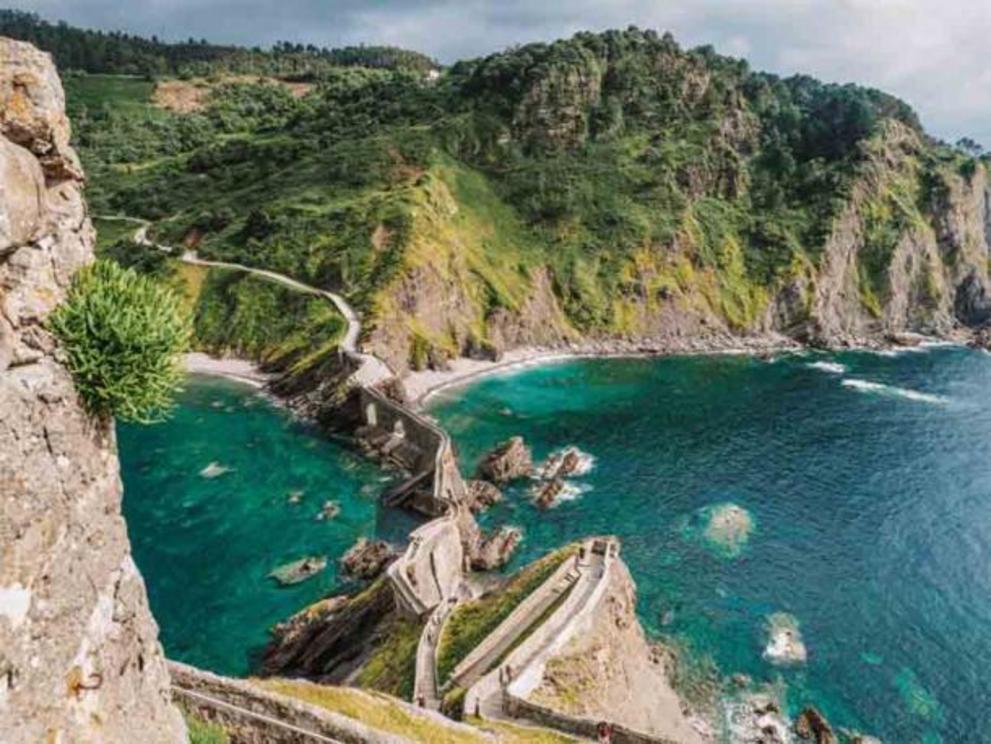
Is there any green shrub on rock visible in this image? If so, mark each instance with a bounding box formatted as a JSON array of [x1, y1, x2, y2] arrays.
[[49, 259, 191, 423]]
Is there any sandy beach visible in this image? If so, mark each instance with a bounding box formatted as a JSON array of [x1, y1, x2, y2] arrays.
[[404, 333, 802, 406], [184, 352, 271, 388]]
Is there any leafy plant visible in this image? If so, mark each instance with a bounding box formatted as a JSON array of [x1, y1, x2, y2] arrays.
[[48, 259, 192, 423]]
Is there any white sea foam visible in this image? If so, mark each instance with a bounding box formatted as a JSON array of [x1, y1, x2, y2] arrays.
[[806, 361, 847, 374], [557, 482, 592, 502], [841, 378, 948, 405]]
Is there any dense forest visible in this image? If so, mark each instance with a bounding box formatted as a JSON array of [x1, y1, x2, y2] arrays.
[[0, 9, 437, 77], [10, 13, 985, 372]]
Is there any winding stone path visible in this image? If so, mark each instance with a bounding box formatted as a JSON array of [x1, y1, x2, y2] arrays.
[[101, 215, 394, 387]]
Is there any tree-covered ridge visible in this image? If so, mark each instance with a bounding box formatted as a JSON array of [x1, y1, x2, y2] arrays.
[[0, 9, 437, 77], [64, 25, 986, 371]]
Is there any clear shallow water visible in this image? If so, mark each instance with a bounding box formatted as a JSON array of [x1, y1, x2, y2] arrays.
[[118, 376, 417, 676], [428, 347, 991, 743]]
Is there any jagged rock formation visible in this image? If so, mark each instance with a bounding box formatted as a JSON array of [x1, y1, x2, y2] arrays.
[[476, 436, 533, 484], [795, 706, 837, 744], [0, 38, 184, 742], [469, 526, 522, 571], [464, 479, 502, 513], [340, 538, 397, 580]]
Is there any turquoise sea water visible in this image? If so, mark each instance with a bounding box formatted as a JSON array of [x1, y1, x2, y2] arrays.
[[117, 376, 417, 675], [428, 347, 991, 743]]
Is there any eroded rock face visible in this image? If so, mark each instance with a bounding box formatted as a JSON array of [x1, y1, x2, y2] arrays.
[[465, 479, 502, 513], [469, 526, 521, 571], [794, 706, 836, 744], [0, 37, 184, 743]]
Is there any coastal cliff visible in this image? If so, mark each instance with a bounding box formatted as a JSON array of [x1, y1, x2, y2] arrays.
[[0, 38, 184, 742]]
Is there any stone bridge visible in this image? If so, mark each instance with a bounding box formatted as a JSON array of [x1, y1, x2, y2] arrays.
[[358, 387, 468, 618]]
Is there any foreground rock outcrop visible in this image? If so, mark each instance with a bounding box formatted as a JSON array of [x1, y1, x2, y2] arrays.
[[0, 38, 184, 742], [526, 557, 706, 742]]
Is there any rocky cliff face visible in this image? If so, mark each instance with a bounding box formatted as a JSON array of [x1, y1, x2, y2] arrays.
[[0, 38, 184, 742]]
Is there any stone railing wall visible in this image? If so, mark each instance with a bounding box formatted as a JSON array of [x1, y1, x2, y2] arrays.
[[359, 387, 467, 617], [169, 661, 409, 744], [503, 695, 681, 744]]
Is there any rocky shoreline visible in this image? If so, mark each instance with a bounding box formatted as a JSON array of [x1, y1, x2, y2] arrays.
[[405, 328, 974, 406]]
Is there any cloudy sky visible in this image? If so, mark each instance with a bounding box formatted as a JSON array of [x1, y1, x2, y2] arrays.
[[16, 0, 991, 145]]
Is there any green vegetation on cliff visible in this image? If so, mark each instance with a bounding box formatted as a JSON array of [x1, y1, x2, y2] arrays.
[[49, 259, 191, 423], [48, 21, 989, 371]]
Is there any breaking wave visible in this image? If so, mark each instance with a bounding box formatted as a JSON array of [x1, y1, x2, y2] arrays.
[[806, 361, 847, 374], [841, 379, 948, 405]]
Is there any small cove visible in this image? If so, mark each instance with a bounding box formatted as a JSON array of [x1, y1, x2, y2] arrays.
[[117, 375, 418, 675]]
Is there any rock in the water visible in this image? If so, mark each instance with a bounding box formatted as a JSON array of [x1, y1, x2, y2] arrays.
[[470, 526, 522, 570], [287, 489, 304, 504], [465, 478, 503, 513], [682, 502, 754, 558], [269, 556, 327, 586], [536, 446, 595, 479], [533, 477, 566, 508], [794, 706, 836, 744], [476, 435, 533, 483], [763, 612, 808, 665], [340, 538, 396, 580]]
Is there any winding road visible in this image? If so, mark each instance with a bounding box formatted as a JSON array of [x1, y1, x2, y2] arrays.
[[99, 214, 394, 387]]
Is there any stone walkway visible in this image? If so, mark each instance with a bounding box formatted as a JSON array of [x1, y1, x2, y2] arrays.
[[463, 538, 615, 723]]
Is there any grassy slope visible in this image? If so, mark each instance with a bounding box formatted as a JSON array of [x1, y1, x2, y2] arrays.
[[436, 545, 577, 685], [258, 680, 488, 744], [354, 614, 422, 700]]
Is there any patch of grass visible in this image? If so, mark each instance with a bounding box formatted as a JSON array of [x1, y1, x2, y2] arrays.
[[355, 614, 423, 700], [92, 217, 142, 252], [436, 544, 577, 686], [258, 679, 487, 744], [465, 717, 578, 743], [182, 708, 230, 744]]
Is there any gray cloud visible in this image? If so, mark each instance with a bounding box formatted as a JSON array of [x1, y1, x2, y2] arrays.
[[14, 0, 991, 144]]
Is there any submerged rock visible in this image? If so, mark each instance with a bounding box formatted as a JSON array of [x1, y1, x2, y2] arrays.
[[476, 436, 533, 483], [340, 538, 396, 580], [682, 502, 754, 558], [199, 461, 231, 478], [287, 490, 304, 504], [763, 612, 808, 666], [465, 479, 503, 513], [269, 556, 327, 586], [794, 706, 836, 744], [316, 500, 341, 521], [470, 526, 522, 570]]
